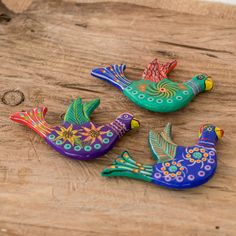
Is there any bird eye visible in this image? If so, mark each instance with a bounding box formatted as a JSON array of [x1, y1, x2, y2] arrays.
[[197, 75, 205, 80], [207, 127, 212, 131], [122, 114, 130, 119]]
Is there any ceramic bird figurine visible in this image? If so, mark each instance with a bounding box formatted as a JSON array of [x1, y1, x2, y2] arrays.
[[10, 97, 140, 160], [102, 123, 224, 189], [91, 59, 214, 112]]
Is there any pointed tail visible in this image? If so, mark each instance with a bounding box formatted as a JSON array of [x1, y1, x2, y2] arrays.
[[9, 106, 53, 138], [143, 58, 177, 82], [101, 151, 153, 182], [91, 64, 131, 91]]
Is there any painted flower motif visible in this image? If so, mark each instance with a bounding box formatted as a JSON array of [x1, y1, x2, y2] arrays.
[[54, 124, 81, 146], [183, 147, 209, 166], [146, 80, 179, 98], [161, 161, 185, 177], [80, 123, 109, 145], [177, 84, 187, 90], [138, 84, 148, 92], [155, 161, 186, 182]]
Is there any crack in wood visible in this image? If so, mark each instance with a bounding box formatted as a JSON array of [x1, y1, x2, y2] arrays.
[[202, 53, 218, 58], [158, 40, 233, 55], [0, 0, 14, 20], [75, 22, 87, 28], [0, 13, 11, 22], [56, 83, 105, 94]]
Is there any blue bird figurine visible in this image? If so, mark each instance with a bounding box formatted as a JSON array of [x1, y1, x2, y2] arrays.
[[102, 123, 224, 189]]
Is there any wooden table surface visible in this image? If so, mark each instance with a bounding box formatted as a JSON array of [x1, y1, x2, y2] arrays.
[[0, 0, 236, 235]]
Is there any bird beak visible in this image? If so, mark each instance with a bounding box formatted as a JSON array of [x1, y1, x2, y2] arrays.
[[131, 118, 140, 129], [205, 78, 214, 91], [198, 130, 202, 138], [198, 124, 204, 138], [215, 127, 224, 139]]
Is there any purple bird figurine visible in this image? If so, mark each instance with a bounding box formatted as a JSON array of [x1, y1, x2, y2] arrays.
[[10, 97, 140, 160]]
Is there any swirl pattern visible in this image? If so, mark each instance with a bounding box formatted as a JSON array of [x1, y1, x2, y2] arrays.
[[146, 80, 179, 98]]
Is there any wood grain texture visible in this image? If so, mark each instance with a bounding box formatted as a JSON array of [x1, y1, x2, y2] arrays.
[[0, 0, 236, 235]]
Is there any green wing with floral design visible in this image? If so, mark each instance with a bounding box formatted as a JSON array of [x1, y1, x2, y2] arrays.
[[64, 97, 100, 125], [148, 123, 177, 163]]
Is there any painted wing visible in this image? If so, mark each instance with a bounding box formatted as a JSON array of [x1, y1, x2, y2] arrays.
[[64, 97, 100, 125], [142, 59, 177, 82], [161, 123, 175, 143], [148, 123, 177, 163]]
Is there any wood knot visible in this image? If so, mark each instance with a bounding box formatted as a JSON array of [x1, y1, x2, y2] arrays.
[[2, 90, 25, 106]]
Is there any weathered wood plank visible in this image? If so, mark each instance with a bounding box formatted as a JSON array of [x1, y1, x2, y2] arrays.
[[0, 0, 236, 235]]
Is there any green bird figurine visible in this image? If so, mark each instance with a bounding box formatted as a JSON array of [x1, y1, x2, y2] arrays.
[[91, 59, 214, 112]]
